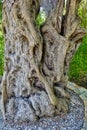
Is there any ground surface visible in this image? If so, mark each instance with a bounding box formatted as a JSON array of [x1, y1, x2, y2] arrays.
[[0, 87, 84, 130], [67, 82, 87, 130]]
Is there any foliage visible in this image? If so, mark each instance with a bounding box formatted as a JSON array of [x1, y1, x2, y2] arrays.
[[78, 0, 87, 28], [36, 7, 46, 28]]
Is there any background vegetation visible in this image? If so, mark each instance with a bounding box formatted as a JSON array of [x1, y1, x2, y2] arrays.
[[0, 0, 87, 87], [0, 0, 4, 76]]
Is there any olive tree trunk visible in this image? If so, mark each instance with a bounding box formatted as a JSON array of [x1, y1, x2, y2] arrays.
[[0, 0, 86, 123]]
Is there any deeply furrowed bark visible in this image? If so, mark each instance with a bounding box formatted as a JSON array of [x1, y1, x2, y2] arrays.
[[0, 0, 86, 123]]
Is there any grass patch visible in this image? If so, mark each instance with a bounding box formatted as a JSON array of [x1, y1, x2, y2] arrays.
[[68, 35, 87, 86]]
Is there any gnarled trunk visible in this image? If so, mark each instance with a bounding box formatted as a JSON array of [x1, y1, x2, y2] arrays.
[[0, 0, 86, 123]]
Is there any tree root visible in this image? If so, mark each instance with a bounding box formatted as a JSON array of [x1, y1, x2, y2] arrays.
[[30, 46, 59, 106], [54, 86, 70, 99]]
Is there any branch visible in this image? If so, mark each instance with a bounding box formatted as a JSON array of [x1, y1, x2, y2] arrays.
[[52, 0, 64, 33], [63, 0, 81, 38], [70, 28, 87, 43]]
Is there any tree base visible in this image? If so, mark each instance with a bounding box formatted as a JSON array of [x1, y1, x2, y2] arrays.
[[0, 89, 84, 130], [3, 90, 69, 123]]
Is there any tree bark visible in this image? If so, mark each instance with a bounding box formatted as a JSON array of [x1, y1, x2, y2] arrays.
[[0, 0, 86, 123]]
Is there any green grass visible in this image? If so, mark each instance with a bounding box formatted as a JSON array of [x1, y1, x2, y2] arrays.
[[68, 35, 87, 86]]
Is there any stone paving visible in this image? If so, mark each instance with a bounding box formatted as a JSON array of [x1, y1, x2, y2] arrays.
[[67, 82, 87, 130]]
